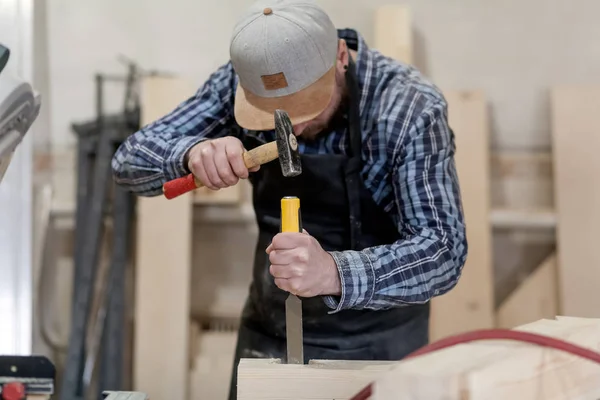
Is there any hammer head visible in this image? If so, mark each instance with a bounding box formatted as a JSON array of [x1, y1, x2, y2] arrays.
[[274, 109, 302, 177]]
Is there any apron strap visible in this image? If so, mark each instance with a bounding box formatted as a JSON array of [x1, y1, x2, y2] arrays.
[[344, 57, 364, 250], [345, 57, 363, 159]]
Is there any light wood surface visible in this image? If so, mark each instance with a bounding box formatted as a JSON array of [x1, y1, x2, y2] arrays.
[[373, 5, 413, 64], [429, 90, 495, 340], [238, 317, 600, 400], [551, 86, 600, 318], [192, 185, 241, 205], [189, 330, 239, 400], [237, 359, 397, 400], [496, 253, 558, 328], [373, 316, 600, 399], [133, 75, 194, 400], [490, 207, 556, 229]]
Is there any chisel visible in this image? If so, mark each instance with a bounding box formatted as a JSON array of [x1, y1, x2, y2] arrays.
[[281, 196, 304, 364]]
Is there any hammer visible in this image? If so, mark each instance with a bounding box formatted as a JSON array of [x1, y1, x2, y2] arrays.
[[162, 109, 302, 199]]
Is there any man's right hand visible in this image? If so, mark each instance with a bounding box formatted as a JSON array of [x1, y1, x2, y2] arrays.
[[185, 137, 259, 190]]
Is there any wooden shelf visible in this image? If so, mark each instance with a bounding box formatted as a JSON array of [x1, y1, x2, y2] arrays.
[[490, 208, 557, 229]]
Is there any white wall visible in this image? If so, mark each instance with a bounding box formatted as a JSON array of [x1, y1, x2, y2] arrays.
[[47, 0, 600, 150]]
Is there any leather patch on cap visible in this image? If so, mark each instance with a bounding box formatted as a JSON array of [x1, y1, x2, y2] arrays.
[[261, 72, 288, 90]]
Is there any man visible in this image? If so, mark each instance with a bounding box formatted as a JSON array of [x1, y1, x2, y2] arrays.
[[112, 1, 467, 398]]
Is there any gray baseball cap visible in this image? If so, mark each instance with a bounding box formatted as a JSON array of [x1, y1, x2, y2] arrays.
[[230, 0, 339, 130]]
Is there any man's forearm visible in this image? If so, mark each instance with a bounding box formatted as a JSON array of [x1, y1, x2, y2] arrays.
[[111, 62, 237, 196], [111, 129, 205, 197], [322, 229, 467, 313]]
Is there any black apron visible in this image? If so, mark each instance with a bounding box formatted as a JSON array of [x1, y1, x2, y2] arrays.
[[227, 59, 430, 400]]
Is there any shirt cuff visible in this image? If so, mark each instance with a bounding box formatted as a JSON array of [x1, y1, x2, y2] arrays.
[[162, 136, 208, 181], [322, 250, 376, 313]]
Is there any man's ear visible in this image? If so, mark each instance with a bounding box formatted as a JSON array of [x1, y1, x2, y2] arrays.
[[336, 39, 349, 73], [334, 39, 349, 86]]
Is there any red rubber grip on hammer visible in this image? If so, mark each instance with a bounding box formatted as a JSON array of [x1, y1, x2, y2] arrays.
[[162, 174, 198, 199]]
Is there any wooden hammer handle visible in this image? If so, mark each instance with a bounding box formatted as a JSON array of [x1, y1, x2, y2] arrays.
[[162, 141, 278, 199]]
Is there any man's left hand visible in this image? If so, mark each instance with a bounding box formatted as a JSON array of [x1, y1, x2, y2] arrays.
[[266, 230, 342, 297]]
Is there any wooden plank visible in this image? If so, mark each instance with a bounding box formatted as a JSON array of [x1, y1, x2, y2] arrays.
[[189, 330, 239, 400], [133, 76, 194, 400], [237, 359, 397, 400], [373, 5, 413, 64], [429, 90, 494, 341], [490, 207, 556, 229], [238, 318, 600, 400], [373, 317, 600, 399], [496, 253, 558, 328], [551, 86, 600, 318], [372, 1, 493, 343]]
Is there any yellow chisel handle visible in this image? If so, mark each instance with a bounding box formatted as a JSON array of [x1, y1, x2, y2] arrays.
[[281, 195, 304, 365], [281, 196, 301, 233]]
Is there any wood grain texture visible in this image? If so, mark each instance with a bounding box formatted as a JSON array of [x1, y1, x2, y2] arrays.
[[238, 318, 600, 400], [429, 90, 495, 341], [373, 317, 600, 400], [551, 86, 600, 318], [497, 253, 558, 328], [237, 359, 397, 400], [373, 5, 413, 64], [134, 76, 194, 400]]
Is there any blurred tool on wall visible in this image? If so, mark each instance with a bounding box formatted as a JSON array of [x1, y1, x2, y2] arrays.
[[60, 56, 172, 400]]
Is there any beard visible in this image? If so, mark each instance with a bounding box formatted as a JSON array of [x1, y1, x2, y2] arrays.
[[297, 91, 350, 141]]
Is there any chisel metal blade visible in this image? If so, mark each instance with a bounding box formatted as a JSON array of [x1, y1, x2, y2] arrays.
[[285, 293, 304, 364]]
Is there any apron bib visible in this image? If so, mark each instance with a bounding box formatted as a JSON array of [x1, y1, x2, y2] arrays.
[[227, 59, 429, 400]]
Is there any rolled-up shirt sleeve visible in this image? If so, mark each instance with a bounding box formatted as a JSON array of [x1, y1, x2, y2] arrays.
[[323, 96, 468, 313]]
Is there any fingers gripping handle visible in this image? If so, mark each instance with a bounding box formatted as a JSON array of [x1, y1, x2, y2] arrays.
[[242, 141, 278, 170], [162, 141, 279, 199]]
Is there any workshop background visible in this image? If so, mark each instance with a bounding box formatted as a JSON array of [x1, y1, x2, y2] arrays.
[[2, 0, 600, 399]]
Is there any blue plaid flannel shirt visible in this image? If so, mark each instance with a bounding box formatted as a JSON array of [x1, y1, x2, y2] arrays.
[[112, 29, 467, 313]]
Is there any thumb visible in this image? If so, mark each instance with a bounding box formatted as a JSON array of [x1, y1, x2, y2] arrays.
[[302, 228, 310, 235]]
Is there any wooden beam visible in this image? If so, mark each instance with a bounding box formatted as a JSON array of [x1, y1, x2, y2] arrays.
[[133, 76, 195, 400], [496, 253, 558, 328], [490, 207, 556, 229], [238, 317, 600, 400], [372, 317, 600, 399], [429, 90, 495, 341], [551, 86, 600, 318], [237, 359, 396, 400], [373, 5, 413, 64]]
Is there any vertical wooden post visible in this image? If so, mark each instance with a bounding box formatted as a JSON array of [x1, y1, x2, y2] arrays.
[[133, 76, 194, 400], [551, 86, 600, 318], [429, 90, 495, 340]]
